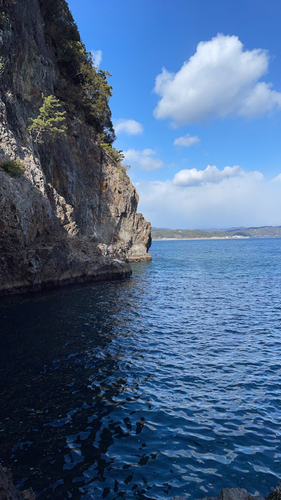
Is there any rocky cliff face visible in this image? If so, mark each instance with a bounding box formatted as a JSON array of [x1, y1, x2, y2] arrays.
[[0, 0, 151, 295]]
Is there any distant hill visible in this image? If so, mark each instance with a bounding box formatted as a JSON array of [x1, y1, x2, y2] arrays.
[[152, 226, 281, 240]]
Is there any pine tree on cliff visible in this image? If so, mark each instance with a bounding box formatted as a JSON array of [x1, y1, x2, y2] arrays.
[[28, 94, 67, 143]]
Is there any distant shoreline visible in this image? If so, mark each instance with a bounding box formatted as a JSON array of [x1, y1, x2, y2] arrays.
[[151, 226, 281, 240], [153, 236, 250, 240]]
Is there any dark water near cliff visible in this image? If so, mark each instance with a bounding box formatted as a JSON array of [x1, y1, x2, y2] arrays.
[[1, 239, 281, 500]]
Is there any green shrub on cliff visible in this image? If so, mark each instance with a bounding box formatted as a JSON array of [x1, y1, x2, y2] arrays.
[[0, 159, 25, 177], [0, 11, 7, 29], [38, 0, 115, 144], [28, 94, 67, 143]]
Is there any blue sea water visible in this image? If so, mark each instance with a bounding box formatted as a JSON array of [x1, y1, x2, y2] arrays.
[[0, 238, 281, 500]]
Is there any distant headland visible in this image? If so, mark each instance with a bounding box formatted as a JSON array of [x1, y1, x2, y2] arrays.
[[152, 226, 281, 240]]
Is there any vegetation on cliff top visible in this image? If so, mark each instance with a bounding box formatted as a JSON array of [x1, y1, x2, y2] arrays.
[[38, 0, 116, 144], [1, 0, 129, 167], [100, 142, 131, 179]]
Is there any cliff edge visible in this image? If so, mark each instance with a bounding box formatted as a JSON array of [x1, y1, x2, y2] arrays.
[[0, 0, 151, 295]]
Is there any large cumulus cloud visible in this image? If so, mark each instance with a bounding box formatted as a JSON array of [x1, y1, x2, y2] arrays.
[[153, 34, 281, 126]]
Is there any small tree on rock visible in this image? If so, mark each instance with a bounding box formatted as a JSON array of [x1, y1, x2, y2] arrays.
[[28, 94, 67, 143]]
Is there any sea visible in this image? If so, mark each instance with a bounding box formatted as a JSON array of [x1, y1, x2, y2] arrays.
[[0, 238, 281, 500]]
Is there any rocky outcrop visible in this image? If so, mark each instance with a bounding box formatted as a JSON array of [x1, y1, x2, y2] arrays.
[[0, 465, 35, 500], [0, 469, 278, 500], [0, 0, 151, 294], [202, 486, 281, 500], [202, 488, 265, 500]]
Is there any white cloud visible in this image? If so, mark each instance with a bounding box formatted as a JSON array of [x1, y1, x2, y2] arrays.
[[91, 50, 102, 68], [272, 173, 281, 182], [114, 119, 143, 135], [124, 149, 164, 171], [136, 166, 281, 229], [173, 165, 243, 187], [153, 34, 281, 126], [174, 134, 201, 147]]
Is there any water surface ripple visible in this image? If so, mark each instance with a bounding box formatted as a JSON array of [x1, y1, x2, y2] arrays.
[[0, 239, 281, 499]]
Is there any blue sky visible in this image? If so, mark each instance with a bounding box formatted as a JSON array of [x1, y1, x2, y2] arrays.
[[68, 0, 281, 229]]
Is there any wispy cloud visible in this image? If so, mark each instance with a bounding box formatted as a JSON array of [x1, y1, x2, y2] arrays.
[[272, 173, 281, 182], [91, 50, 102, 68], [114, 119, 143, 135], [154, 34, 281, 126], [174, 134, 200, 147], [124, 149, 164, 171]]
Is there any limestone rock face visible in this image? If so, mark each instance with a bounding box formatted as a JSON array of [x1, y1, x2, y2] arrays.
[[0, 0, 151, 294]]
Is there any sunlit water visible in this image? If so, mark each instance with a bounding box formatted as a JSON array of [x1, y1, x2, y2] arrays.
[[1, 239, 281, 500]]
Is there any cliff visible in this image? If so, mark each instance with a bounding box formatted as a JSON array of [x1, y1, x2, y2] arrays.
[[0, 0, 151, 295]]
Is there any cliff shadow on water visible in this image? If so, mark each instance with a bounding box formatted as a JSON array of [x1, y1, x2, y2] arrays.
[[0, 274, 153, 499]]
